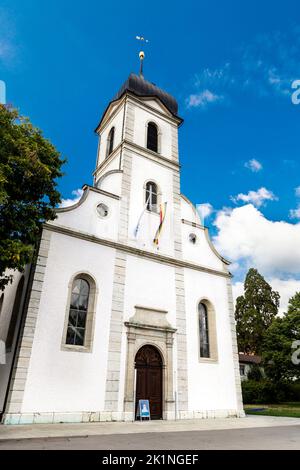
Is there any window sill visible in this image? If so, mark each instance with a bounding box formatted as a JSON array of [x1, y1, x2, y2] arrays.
[[198, 357, 218, 364], [146, 209, 160, 216], [61, 344, 92, 353]]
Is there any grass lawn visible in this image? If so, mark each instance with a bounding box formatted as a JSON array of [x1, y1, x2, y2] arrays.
[[244, 402, 300, 418]]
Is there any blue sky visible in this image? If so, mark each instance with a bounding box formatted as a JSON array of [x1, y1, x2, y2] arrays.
[[1, 0, 300, 310]]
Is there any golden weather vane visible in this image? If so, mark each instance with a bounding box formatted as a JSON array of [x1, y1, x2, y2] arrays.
[[135, 36, 149, 78]]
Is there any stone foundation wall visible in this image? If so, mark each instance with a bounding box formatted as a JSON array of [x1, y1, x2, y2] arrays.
[[3, 408, 245, 425]]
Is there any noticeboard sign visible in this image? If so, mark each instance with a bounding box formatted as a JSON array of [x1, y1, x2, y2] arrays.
[[137, 399, 150, 420]]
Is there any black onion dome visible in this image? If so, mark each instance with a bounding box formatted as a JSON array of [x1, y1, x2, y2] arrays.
[[114, 73, 179, 117]]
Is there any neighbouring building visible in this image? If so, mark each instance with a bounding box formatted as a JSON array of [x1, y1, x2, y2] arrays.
[[239, 353, 262, 381]]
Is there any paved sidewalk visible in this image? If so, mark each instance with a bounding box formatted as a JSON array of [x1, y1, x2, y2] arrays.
[[2, 425, 300, 450], [0, 415, 299, 441]]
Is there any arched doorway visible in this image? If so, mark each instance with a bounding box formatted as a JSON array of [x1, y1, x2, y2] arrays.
[[135, 345, 163, 420]]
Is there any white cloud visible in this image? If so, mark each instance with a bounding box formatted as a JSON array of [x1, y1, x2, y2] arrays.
[[289, 187, 300, 218], [289, 206, 300, 219], [232, 278, 300, 315], [231, 187, 277, 207], [186, 89, 223, 109], [196, 203, 213, 224], [244, 158, 263, 172], [194, 63, 234, 89], [59, 189, 83, 208], [187, 27, 300, 107], [232, 282, 244, 306], [268, 278, 300, 315], [213, 204, 300, 276]]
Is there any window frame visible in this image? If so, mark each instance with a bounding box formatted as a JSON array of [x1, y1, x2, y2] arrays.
[[197, 299, 218, 363], [145, 120, 161, 154], [106, 126, 115, 158], [199, 302, 210, 358], [61, 272, 98, 353], [145, 181, 158, 213]]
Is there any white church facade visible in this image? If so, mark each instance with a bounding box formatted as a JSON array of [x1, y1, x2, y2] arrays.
[[0, 70, 244, 424]]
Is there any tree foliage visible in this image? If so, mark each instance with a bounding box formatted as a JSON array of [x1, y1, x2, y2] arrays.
[[0, 105, 65, 289], [262, 292, 300, 383], [235, 268, 280, 354]]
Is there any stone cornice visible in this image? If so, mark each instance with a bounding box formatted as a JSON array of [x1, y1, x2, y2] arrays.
[[44, 223, 231, 279], [56, 185, 120, 214], [93, 139, 180, 179], [124, 321, 177, 334], [82, 185, 120, 200], [124, 140, 180, 169], [95, 95, 127, 134]]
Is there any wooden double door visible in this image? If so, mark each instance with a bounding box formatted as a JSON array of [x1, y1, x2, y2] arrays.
[[135, 345, 163, 420]]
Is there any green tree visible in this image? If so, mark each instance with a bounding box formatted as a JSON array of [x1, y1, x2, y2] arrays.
[[262, 292, 300, 383], [0, 104, 65, 289], [235, 268, 280, 354]]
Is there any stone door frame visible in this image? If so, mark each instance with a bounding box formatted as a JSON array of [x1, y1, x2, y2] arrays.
[[123, 306, 176, 420]]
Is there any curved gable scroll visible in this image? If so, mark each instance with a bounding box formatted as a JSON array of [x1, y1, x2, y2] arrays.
[[181, 194, 230, 266]]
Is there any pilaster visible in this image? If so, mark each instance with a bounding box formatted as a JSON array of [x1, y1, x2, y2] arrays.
[[226, 276, 245, 416], [104, 250, 127, 412], [3, 229, 51, 418]]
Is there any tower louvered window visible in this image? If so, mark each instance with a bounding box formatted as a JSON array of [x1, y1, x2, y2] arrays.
[[147, 122, 158, 152]]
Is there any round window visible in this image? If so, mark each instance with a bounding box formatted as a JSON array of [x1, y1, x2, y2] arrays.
[[189, 233, 197, 244], [97, 203, 109, 218]]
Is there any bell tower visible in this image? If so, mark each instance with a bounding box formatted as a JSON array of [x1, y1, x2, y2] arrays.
[[93, 54, 183, 259]]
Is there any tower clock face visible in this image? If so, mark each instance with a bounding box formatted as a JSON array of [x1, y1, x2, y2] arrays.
[[97, 203, 109, 218]]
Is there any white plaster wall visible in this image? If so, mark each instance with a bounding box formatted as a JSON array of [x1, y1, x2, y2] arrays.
[[97, 104, 124, 166], [53, 188, 120, 241], [127, 153, 175, 256], [133, 106, 173, 158], [181, 196, 201, 224], [21, 232, 116, 413], [118, 254, 177, 409], [142, 98, 170, 113], [181, 224, 225, 271], [94, 150, 121, 187], [123, 255, 176, 325], [184, 268, 239, 412], [180, 197, 226, 271], [97, 171, 122, 197]]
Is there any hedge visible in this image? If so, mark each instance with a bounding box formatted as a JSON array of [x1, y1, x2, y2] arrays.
[[242, 379, 287, 404]]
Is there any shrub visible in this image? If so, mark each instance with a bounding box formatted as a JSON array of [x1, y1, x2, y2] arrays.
[[247, 364, 264, 382], [285, 382, 300, 401], [242, 379, 287, 404]]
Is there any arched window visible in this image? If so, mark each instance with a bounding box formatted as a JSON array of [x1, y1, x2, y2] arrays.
[[63, 274, 97, 351], [66, 278, 90, 346], [199, 302, 210, 358], [106, 127, 115, 157], [147, 122, 158, 153], [145, 181, 158, 212]]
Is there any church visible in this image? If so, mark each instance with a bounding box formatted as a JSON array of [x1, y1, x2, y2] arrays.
[[0, 55, 244, 424]]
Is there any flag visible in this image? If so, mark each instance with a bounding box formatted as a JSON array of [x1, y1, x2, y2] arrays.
[[153, 202, 167, 245], [134, 195, 150, 238]]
